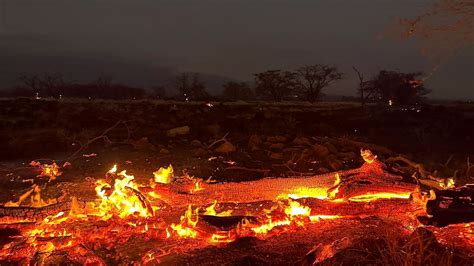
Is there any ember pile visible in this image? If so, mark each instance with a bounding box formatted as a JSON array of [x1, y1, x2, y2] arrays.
[[0, 150, 472, 265]]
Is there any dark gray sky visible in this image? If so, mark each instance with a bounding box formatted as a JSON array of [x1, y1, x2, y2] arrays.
[[0, 0, 472, 99]]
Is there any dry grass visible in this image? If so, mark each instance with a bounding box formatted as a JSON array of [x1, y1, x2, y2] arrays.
[[319, 226, 470, 266]]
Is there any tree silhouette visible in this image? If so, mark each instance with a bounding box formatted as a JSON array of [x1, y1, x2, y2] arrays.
[[18, 73, 67, 98], [175, 72, 210, 101], [295, 65, 343, 103], [222, 81, 253, 101], [352, 66, 375, 107], [365, 70, 430, 105], [150, 86, 167, 99], [254, 70, 297, 102]]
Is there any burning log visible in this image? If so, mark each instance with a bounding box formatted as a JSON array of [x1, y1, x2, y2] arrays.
[[326, 151, 417, 201], [125, 186, 154, 217], [420, 184, 474, 227]]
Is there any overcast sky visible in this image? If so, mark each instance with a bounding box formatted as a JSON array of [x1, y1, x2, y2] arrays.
[[0, 0, 472, 99]]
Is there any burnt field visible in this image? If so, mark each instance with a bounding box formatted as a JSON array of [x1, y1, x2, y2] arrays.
[[0, 99, 473, 265]]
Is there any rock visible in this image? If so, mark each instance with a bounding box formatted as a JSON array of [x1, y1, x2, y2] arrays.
[[338, 152, 357, 161], [215, 141, 236, 154], [130, 137, 157, 151], [263, 110, 274, 119], [166, 126, 190, 137], [312, 144, 330, 158], [190, 139, 202, 147], [299, 148, 314, 160], [159, 148, 170, 154], [194, 148, 209, 157], [263, 141, 272, 147], [248, 134, 262, 151], [317, 167, 330, 174], [269, 143, 285, 150], [324, 142, 338, 154], [327, 158, 343, 171], [203, 124, 221, 138], [292, 136, 312, 146], [270, 152, 284, 160], [267, 135, 287, 143], [283, 147, 300, 153]]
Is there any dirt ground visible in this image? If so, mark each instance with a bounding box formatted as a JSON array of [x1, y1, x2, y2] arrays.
[[1, 99, 473, 181]]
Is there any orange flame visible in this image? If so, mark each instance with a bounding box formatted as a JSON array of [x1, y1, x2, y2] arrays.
[[170, 205, 200, 238], [95, 166, 153, 219], [361, 149, 377, 164], [4, 184, 57, 208], [30, 161, 62, 181], [153, 165, 174, 184], [190, 179, 205, 193], [204, 200, 233, 216]]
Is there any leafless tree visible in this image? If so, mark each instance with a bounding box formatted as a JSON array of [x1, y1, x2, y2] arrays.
[[94, 75, 113, 90], [352, 66, 374, 106], [39, 73, 66, 97], [295, 65, 343, 103], [18, 74, 41, 94], [18, 73, 66, 98], [175, 72, 209, 101]]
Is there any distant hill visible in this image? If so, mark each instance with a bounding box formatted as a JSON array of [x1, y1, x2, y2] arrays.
[[0, 53, 237, 95]]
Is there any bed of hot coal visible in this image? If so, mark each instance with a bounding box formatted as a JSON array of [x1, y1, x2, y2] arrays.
[[0, 153, 473, 265]]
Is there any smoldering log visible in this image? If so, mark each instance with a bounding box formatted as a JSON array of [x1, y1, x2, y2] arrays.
[[0, 199, 87, 222], [200, 215, 256, 229], [421, 185, 474, 227]]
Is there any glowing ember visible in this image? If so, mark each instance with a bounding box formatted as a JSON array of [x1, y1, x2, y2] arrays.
[[361, 149, 377, 164], [246, 218, 291, 235], [309, 215, 342, 222], [210, 231, 236, 244], [439, 178, 455, 189], [348, 192, 412, 202], [284, 200, 311, 216], [286, 187, 328, 200], [0, 150, 468, 264], [238, 199, 342, 237], [327, 173, 341, 199], [108, 164, 117, 174], [30, 161, 62, 181], [4, 184, 57, 208]]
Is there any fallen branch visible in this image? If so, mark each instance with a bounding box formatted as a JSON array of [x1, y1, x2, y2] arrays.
[[224, 166, 271, 175], [67, 120, 129, 161], [208, 132, 229, 149], [386, 155, 428, 179]]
